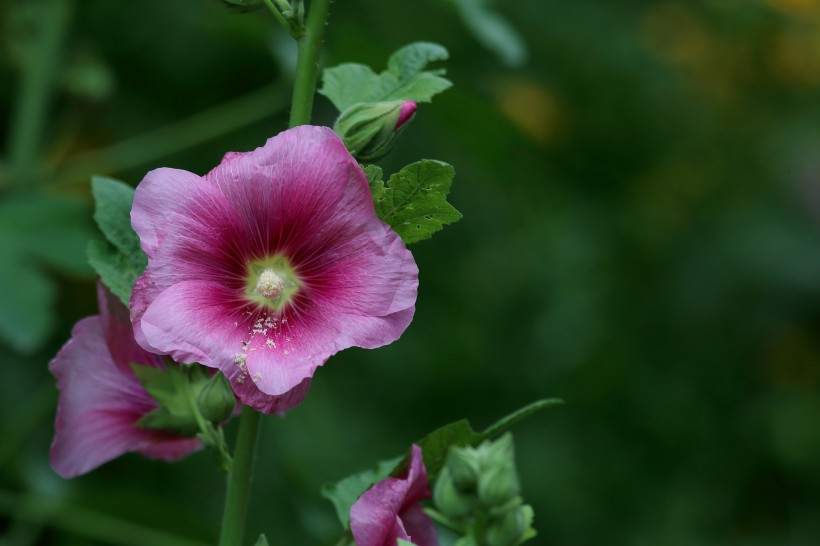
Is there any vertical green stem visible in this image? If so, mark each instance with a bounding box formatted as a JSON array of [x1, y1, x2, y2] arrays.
[[288, 0, 332, 127], [217, 406, 262, 546], [7, 0, 71, 188]]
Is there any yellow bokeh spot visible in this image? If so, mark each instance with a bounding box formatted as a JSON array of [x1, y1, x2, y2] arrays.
[[495, 80, 563, 147]]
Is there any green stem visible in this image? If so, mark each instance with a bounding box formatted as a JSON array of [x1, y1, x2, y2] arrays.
[[7, 0, 71, 188], [218, 406, 262, 546], [288, 0, 331, 127]]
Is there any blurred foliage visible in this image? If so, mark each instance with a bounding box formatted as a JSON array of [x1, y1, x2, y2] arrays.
[[2, 0, 820, 545]]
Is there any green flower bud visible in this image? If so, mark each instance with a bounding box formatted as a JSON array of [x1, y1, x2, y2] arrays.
[[485, 505, 527, 546], [333, 100, 417, 161], [447, 446, 481, 491], [197, 372, 236, 423], [433, 467, 476, 520], [477, 434, 520, 507]]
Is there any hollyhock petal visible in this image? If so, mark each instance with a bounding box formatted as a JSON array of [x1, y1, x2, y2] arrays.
[[351, 445, 437, 546], [131, 167, 215, 258], [131, 126, 418, 412], [400, 504, 439, 546], [49, 317, 200, 478], [98, 282, 161, 373]]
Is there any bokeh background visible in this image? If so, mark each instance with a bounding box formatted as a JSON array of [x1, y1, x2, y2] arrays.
[[2, 0, 820, 544]]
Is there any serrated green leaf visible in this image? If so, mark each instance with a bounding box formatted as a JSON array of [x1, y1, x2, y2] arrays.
[[88, 176, 147, 304], [320, 455, 404, 529], [87, 238, 147, 306], [91, 176, 141, 255], [321, 399, 558, 530], [320, 42, 452, 111], [368, 160, 462, 244]]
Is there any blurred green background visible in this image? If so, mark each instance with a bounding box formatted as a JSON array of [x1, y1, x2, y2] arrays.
[[2, 0, 820, 544]]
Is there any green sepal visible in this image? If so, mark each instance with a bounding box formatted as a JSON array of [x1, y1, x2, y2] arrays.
[[131, 363, 207, 436], [87, 176, 147, 306], [320, 42, 452, 112], [334, 100, 410, 161], [365, 160, 462, 244]]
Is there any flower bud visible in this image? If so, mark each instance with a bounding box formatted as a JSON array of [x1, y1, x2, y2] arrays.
[[477, 435, 520, 507], [447, 446, 481, 491], [333, 100, 417, 161], [433, 468, 476, 520], [484, 505, 528, 546], [197, 372, 236, 423]]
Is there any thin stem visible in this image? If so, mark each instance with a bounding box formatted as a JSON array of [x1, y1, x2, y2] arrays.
[[7, 0, 71, 189], [217, 406, 262, 546], [288, 0, 331, 127], [262, 0, 298, 36]]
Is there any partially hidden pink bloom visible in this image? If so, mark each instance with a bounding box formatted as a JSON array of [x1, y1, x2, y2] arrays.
[[50, 284, 200, 478], [396, 100, 417, 130], [130, 125, 418, 414], [350, 445, 440, 546]]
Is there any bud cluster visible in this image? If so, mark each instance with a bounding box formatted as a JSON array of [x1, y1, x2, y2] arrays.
[[433, 434, 535, 546]]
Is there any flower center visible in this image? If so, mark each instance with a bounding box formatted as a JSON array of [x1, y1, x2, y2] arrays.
[[245, 255, 301, 311], [256, 269, 284, 299]]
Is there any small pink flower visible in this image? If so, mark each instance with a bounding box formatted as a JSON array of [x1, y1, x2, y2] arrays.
[[130, 126, 418, 413], [350, 445, 439, 546], [50, 284, 200, 478]]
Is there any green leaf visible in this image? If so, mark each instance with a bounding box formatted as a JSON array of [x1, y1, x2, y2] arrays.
[[367, 160, 462, 244], [0, 193, 96, 351], [321, 399, 560, 530], [320, 455, 404, 529], [0, 193, 94, 276], [320, 42, 452, 111], [91, 176, 142, 255], [452, 0, 527, 67], [86, 238, 147, 307], [0, 254, 55, 353], [253, 534, 270, 546], [480, 398, 563, 440], [87, 175, 147, 305]]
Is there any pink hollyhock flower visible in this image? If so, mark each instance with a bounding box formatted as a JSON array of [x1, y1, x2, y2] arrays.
[[350, 444, 439, 546], [50, 284, 200, 478], [130, 125, 418, 414]]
